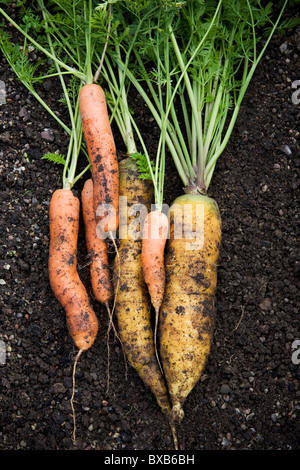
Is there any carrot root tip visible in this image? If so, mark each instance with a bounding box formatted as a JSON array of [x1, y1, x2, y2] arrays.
[[171, 403, 184, 423], [169, 421, 179, 451], [71, 348, 84, 444]]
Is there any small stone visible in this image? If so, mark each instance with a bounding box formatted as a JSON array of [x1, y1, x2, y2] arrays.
[[279, 42, 289, 54], [53, 382, 66, 394], [18, 106, 30, 121], [221, 437, 229, 446], [280, 144, 292, 156], [41, 129, 55, 142], [259, 298, 272, 311], [0, 132, 11, 143], [220, 384, 231, 394]]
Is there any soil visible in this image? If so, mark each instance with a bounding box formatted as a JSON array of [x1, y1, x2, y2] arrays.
[[0, 5, 299, 453]]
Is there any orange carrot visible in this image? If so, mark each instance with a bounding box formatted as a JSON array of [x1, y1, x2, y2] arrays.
[[79, 84, 119, 236], [48, 189, 99, 351], [81, 178, 113, 305], [141, 209, 169, 365], [141, 209, 169, 312], [49, 188, 100, 442], [81, 178, 122, 392]]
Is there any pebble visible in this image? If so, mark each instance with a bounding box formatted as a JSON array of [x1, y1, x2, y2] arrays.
[[53, 382, 66, 394], [280, 144, 292, 156], [221, 437, 229, 447], [220, 384, 231, 394], [279, 42, 289, 54], [41, 129, 55, 142], [259, 297, 272, 311], [0, 132, 11, 143], [18, 106, 30, 121]]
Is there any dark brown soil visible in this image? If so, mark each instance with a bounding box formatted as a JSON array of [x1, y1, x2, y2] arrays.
[[0, 6, 299, 453]]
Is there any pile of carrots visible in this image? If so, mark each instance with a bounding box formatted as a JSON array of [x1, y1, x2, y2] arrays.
[[0, 0, 291, 450], [48, 82, 215, 450]]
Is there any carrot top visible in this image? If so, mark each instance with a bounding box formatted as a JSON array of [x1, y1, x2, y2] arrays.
[[102, 0, 291, 197], [0, 0, 114, 190]]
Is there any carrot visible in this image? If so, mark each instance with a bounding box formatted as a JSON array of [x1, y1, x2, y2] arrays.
[[81, 178, 113, 305], [48, 189, 99, 352], [113, 157, 173, 420], [79, 83, 119, 236], [48, 188, 99, 442], [81, 178, 124, 390], [159, 194, 221, 423], [141, 210, 168, 312], [141, 209, 168, 367]]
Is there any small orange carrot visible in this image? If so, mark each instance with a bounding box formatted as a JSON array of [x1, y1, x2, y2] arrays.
[[81, 178, 122, 391], [48, 189, 98, 351], [81, 178, 113, 305], [142, 209, 169, 312], [79, 84, 119, 236], [141, 209, 169, 365]]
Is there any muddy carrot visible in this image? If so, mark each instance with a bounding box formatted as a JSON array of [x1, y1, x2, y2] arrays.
[[49, 188, 99, 352], [79, 84, 119, 236], [81, 178, 113, 305]]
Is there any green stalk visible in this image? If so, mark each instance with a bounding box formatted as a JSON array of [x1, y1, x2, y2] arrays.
[[0, 7, 86, 81], [115, 55, 190, 187], [132, 49, 192, 180], [84, 0, 94, 85], [204, 0, 288, 188], [149, 2, 223, 192], [115, 43, 138, 156], [169, 26, 205, 180], [38, 0, 83, 190], [0, 30, 71, 134]]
